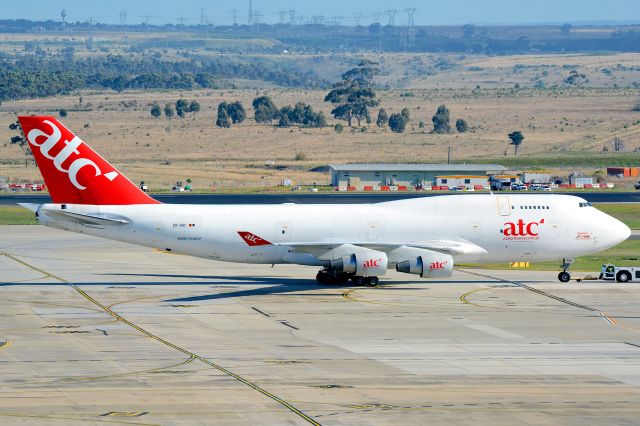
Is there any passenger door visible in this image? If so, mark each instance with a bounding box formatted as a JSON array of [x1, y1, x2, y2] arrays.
[[497, 195, 511, 216]]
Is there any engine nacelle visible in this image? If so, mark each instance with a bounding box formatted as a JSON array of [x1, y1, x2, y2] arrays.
[[329, 247, 388, 277], [394, 249, 453, 278]]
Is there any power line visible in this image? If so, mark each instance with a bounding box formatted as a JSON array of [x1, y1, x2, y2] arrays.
[[353, 12, 362, 26], [385, 9, 397, 26]]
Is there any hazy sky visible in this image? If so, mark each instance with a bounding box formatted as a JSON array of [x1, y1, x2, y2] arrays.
[[6, 0, 640, 26]]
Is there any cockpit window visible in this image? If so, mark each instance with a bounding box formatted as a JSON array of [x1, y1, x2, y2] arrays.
[[579, 202, 592, 208]]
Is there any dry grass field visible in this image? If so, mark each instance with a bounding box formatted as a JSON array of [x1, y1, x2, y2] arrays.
[[1, 50, 639, 190]]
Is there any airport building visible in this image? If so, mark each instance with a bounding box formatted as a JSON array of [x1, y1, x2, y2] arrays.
[[328, 164, 507, 188]]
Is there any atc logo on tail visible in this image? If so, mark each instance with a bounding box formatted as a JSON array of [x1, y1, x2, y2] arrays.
[[25, 118, 116, 190], [17, 116, 158, 205]]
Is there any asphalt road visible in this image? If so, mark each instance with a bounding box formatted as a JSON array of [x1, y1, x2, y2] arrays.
[[1, 191, 640, 205]]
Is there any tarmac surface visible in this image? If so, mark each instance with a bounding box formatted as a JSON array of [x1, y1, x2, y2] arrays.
[[1, 225, 640, 425], [1, 191, 640, 205]]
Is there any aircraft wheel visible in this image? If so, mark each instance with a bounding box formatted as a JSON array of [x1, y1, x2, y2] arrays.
[[316, 270, 329, 285], [365, 276, 379, 287], [558, 271, 571, 283], [334, 273, 350, 285], [616, 271, 631, 283], [352, 276, 366, 286]]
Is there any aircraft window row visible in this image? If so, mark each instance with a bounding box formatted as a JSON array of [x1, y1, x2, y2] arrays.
[[579, 202, 592, 207], [513, 205, 550, 210]]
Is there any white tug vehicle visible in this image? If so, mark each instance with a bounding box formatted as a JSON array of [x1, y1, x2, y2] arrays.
[[600, 264, 640, 283]]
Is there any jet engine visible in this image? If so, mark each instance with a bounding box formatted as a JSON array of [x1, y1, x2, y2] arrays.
[[394, 249, 453, 278], [330, 248, 388, 277]]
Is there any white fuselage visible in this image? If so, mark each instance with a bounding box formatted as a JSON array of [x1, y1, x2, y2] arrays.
[[36, 194, 629, 269]]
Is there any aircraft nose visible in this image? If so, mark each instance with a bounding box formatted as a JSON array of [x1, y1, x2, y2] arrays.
[[607, 216, 631, 246]]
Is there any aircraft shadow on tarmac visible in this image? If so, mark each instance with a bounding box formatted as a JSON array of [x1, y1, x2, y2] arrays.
[[1, 272, 540, 302], [103, 273, 509, 302]]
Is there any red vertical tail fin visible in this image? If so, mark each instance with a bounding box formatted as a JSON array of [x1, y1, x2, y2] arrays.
[[18, 116, 159, 205]]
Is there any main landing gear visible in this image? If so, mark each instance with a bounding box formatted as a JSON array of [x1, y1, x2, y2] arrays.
[[558, 258, 574, 283], [316, 269, 379, 286]]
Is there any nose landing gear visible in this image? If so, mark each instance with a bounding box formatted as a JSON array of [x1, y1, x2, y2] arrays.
[[316, 269, 380, 286], [558, 258, 574, 282]]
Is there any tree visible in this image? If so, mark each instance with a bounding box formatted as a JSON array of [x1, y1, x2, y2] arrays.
[[254, 105, 271, 124], [188, 100, 201, 114], [612, 137, 625, 152], [150, 104, 161, 118], [8, 120, 31, 165], [324, 60, 379, 127], [227, 101, 246, 124], [60, 9, 66, 24], [401, 107, 411, 122], [376, 108, 388, 127], [175, 98, 189, 117], [252, 96, 279, 123], [462, 24, 476, 38], [456, 119, 469, 133], [334, 123, 344, 134], [216, 102, 231, 128], [508, 131, 525, 156], [278, 114, 291, 128], [560, 23, 572, 36], [388, 113, 408, 133], [277, 103, 326, 128], [59, 108, 67, 117], [432, 105, 451, 134], [164, 103, 174, 119]]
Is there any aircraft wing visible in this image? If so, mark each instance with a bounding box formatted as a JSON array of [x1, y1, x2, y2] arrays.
[[17, 203, 41, 213], [40, 208, 130, 227], [279, 239, 487, 257]]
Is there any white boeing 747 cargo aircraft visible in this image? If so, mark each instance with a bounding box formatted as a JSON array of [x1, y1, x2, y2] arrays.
[[17, 116, 630, 285]]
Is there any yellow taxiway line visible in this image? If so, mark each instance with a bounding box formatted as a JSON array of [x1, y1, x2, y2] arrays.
[[0, 251, 321, 426]]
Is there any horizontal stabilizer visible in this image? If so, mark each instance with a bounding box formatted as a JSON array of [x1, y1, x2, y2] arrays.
[[41, 208, 129, 227]]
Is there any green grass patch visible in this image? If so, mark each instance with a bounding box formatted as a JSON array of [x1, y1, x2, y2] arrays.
[[462, 239, 640, 273], [594, 203, 640, 229], [462, 152, 640, 168], [0, 206, 38, 225]]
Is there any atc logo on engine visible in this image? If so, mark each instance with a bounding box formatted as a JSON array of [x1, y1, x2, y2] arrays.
[[362, 258, 383, 268], [429, 261, 448, 270], [501, 218, 545, 240]]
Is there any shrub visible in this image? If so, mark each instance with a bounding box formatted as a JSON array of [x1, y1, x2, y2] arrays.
[[456, 119, 469, 133], [376, 108, 388, 127]]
